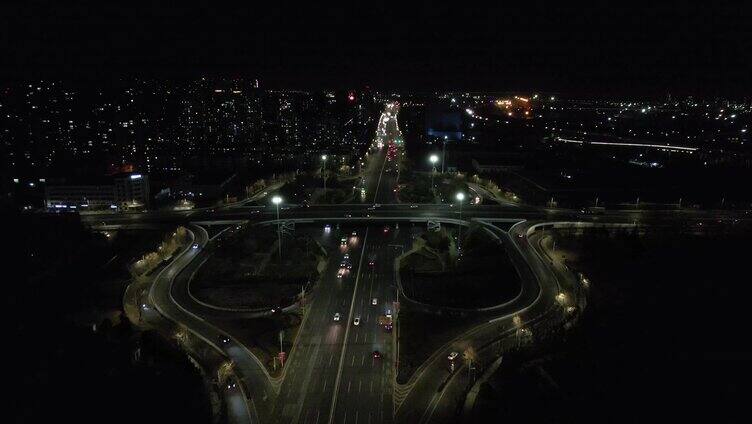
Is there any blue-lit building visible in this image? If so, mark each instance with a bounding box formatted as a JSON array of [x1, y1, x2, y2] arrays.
[[45, 172, 150, 211], [425, 102, 463, 142]]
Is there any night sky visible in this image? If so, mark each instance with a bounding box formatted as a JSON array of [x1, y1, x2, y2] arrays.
[[2, 2, 751, 96]]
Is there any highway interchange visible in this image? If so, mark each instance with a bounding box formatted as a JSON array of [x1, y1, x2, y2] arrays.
[[98, 103, 752, 424]]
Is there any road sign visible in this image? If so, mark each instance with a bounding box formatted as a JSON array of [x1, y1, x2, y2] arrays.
[[281, 221, 295, 234]]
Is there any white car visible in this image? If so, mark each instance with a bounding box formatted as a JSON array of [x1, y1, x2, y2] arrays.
[[334, 313, 341, 321], [448, 351, 459, 361], [410, 204, 418, 208], [372, 298, 378, 305], [192, 243, 199, 249], [353, 317, 360, 326]]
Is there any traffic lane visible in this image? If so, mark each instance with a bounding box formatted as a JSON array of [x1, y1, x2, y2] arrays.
[[331, 242, 380, 422], [273, 225, 369, 423], [334, 325, 391, 423], [148, 230, 268, 422], [294, 225, 370, 410], [334, 233, 397, 423], [85, 201, 752, 229]]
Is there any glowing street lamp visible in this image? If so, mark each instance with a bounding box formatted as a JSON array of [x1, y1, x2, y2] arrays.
[[429, 154, 439, 197]]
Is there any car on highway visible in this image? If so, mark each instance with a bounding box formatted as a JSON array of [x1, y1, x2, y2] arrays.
[[447, 351, 459, 361], [410, 204, 418, 208], [351, 231, 357, 237], [353, 317, 360, 326], [324, 224, 331, 232], [337, 269, 345, 278], [221, 336, 230, 344], [343, 253, 350, 260], [344, 213, 352, 218], [516, 233, 524, 239], [383, 225, 390, 233], [192, 243, 199, 249], [333, 313, 341, 321], [372, 350, 381, 359], [372, 298, 377, 305], [340, 237, 347, 245]]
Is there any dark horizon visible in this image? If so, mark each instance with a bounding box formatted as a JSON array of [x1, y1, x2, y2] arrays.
[[2, 3, 751, 97]]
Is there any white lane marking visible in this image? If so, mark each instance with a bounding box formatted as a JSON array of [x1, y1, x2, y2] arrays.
[[347, 380, 351, 394], [358, 380, 362, 393], [361, 354, 365, 366], [323, 379, 328, 392]]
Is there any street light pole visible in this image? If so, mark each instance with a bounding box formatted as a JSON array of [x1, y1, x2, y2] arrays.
[[456, 192, 465, 252], [272, 195, 283, 267], [442, 137, 448, 173], [429, 154, 439, 198], [321, 154, 328, 194]]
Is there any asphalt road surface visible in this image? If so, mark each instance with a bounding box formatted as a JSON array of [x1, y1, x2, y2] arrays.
[[270, 223, 405, 424]]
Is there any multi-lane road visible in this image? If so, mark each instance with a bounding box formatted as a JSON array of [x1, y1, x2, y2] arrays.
[[270, 223, 404, 424]]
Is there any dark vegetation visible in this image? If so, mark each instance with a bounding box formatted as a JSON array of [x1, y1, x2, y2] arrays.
[[474, 226, 752, 423], [193, 225, 326, 308], [397, 224, 521, 382], [9, 210, 211, 423], [273, 172, 352, 204], [398, 166, 470, 204], [400, 224, 520, 308]]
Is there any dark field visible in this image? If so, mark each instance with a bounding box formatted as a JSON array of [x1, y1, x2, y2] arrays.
[[473, 228, 752, 423]]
